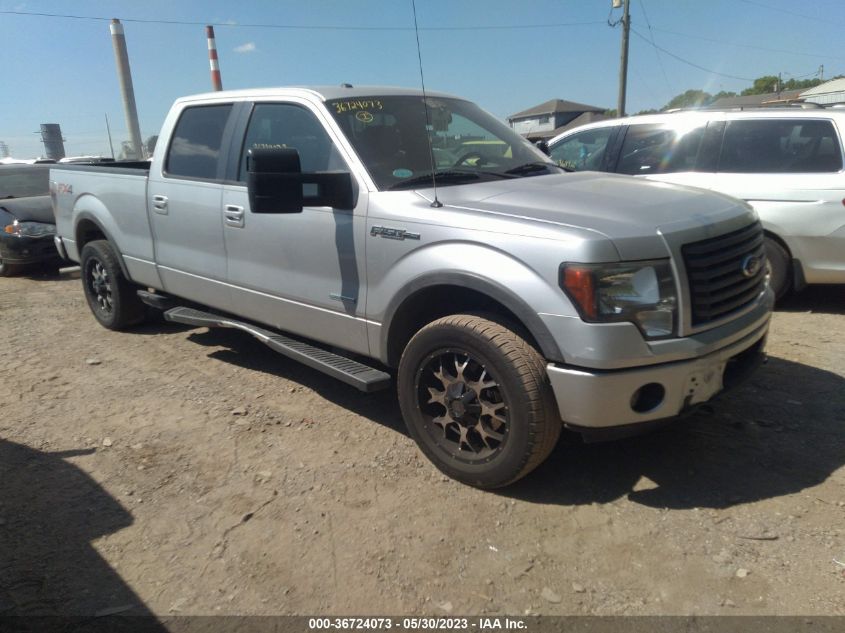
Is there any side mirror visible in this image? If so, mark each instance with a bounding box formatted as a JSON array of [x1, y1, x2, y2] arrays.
[[247, 148, 356, 214], [534, 140, 550, 156]]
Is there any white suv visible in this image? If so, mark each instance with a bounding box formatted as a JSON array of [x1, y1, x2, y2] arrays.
[[548, 107, 845, 298]]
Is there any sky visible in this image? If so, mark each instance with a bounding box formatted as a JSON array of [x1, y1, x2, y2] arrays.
[[1, 0, 843, 158]]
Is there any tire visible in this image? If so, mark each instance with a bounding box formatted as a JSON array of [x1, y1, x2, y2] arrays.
[[764, 236, 791, 301], [80, 240, 146, 330], [398, 314, 562, 489], [0, 259, 24, 277]]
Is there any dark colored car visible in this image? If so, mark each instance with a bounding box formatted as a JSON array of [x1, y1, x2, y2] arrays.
[[0, 163, 63, 276]]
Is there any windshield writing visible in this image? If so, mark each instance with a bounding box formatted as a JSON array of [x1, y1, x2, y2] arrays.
[[326, 96, 551, 190]]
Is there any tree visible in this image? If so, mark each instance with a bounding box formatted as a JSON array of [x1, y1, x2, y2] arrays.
[[663, 89, 711, 110], [741, 76, 779, 96], [710, 90, 737, 103]]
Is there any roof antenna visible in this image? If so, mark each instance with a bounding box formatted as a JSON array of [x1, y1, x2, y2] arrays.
[[411, 0, 442, 208]]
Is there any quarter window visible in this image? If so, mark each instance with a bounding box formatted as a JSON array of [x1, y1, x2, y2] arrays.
[[165, 104, 232, 180], [719, 119, 843, 173], [617, 123, 705, 175], [549, 128, 614, 171]]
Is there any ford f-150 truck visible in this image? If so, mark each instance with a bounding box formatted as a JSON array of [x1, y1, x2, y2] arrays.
[[51, 86, 773, 488]]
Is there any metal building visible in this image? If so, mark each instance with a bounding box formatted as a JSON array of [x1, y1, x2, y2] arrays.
[[800, 78, 845, 106], [40, 124, 66, 160]]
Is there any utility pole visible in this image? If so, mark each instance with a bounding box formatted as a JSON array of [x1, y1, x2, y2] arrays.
[[616, 0, 631, 117]]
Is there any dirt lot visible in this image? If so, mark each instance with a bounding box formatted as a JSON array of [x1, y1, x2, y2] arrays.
[[1, 268, 844, 618]]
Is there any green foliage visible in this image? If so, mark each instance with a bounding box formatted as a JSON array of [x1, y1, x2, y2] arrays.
[[741, 75, 779, 96], [710, 90, 737, 102], [655, 73, 838, 112], [664, 89, 711, 110]]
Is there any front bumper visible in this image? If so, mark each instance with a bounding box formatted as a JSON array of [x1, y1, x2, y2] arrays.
[[547, 318, 769, 430], [0, 231, 62, 266]]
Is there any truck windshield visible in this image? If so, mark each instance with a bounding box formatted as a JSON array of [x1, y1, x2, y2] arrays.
[[326, 96, 554, 191]]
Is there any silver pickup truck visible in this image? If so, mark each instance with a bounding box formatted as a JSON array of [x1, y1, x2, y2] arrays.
[[52, 86, 773, 488]]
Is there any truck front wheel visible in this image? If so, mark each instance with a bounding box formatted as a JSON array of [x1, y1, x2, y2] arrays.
[[398, 314, 562, 489], [80, 240, 146, 330]]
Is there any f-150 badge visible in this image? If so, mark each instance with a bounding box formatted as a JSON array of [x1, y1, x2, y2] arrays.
[[370, 226, 420, 241]]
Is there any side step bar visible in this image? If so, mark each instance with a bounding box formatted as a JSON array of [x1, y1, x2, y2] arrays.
[[163, 306, 391, 393]]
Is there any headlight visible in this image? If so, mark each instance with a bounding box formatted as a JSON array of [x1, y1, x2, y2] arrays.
[[560, 260, 677, 339], [3, 219, 55, 238]]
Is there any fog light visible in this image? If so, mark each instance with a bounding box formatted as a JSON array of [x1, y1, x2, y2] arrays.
[[631, 383, 665, 413]]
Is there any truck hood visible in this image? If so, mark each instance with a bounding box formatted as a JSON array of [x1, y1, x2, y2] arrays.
[[430, 171, 757, 259]]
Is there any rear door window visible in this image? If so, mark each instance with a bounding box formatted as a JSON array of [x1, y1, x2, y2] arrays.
[[549, 128, 614, 171], [718, 119, 843, 173], [616, 123, 705, 175], [165, 104, 233, 180]]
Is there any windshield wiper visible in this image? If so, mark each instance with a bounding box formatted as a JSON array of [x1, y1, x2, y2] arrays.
[[388, 169, 522, 191], [505, 162, 571, 176], [388, 170, 481, 191]]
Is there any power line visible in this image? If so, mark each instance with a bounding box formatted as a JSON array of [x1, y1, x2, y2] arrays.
[[635, 0, 673, 99], [0, 9, 604, 32], [735, 0, 842, 26], [630, 27, 755, 81], [651, 26, 845, 61]]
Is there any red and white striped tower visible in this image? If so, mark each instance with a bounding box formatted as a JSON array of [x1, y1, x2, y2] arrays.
[[206, 25, 223, 91]]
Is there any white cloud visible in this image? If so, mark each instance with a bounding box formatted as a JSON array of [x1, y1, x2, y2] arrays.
[[234, 42, 256, 54]]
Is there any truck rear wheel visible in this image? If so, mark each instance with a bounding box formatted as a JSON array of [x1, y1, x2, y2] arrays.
[[80, 240, 146, 330], [398, 314, 561, 489]]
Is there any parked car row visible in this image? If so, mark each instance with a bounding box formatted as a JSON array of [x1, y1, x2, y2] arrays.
[[547, 106, 845, 299], [0, 163, 64, 276]]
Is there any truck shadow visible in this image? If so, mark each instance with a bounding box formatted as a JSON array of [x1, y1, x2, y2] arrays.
[[0, 440, 167, 628], [186, 327, 408, 436], [777, 284, 845, 315], [184, 326, 845, 511], [509, 356, 845, 509]]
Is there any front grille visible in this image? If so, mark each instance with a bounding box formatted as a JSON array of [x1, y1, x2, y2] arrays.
[[682, 221, 766, 327]]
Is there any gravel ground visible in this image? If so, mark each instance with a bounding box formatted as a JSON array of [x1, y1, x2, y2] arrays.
[[1, 268, 843, 617]]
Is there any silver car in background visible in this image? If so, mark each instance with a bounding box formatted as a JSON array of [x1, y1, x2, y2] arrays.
[[548, 107, 845, 298]]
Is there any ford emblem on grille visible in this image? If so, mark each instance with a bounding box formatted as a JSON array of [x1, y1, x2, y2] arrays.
[[741, 255, 762, 278]]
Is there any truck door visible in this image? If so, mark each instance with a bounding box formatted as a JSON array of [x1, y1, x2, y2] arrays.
[[220, 101, 370, 355], [147, 103, 235, 312]]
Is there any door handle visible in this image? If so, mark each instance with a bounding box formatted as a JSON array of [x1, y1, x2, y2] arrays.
[[224, 204, 245, 228], [152, 194, 168, 215]]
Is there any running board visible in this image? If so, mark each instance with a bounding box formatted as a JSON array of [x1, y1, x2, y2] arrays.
[[163, 306, 391, 393]]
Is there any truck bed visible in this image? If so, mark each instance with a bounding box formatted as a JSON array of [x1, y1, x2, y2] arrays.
[[53, 160, 151, 176], [50, 162, 158, 287]]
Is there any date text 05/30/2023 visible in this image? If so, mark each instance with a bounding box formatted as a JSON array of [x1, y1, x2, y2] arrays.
[[307, 617, 528, 631]]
